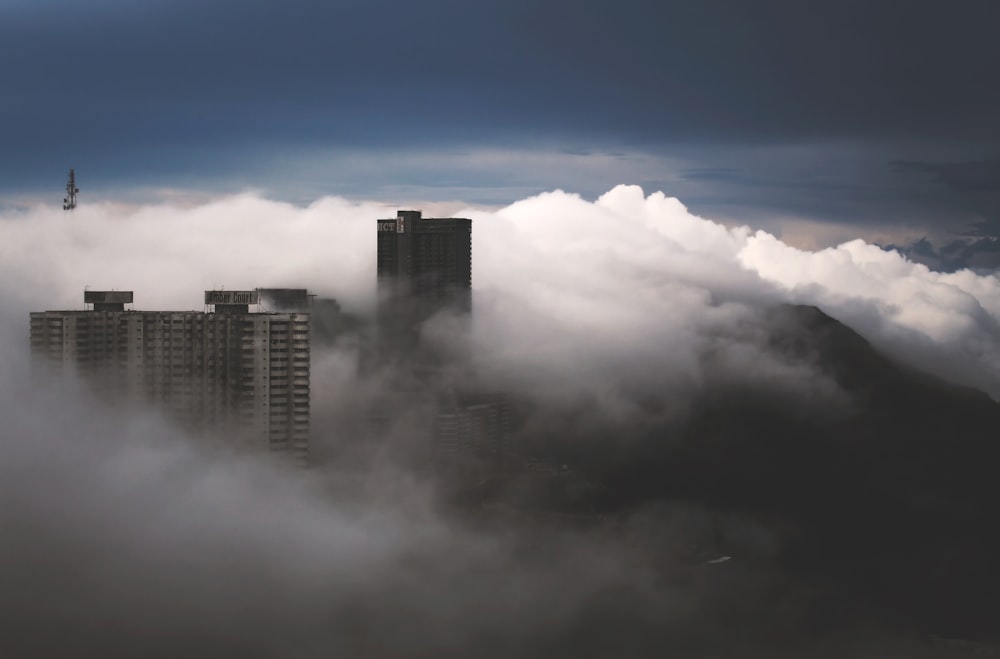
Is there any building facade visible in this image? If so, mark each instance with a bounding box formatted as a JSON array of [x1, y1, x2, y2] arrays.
[[434, 394, 512, 474], [30, 291, 310, 463], [377, 210, 472, 326]]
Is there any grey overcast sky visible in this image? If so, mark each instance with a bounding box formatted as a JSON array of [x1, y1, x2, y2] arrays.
[[2, 0, 999, 244]]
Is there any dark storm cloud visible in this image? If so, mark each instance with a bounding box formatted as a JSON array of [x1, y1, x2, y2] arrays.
[[883, 236, 1000, 273], [3, 0, 1000, 208], [677, 167, 744, 183], [7, 0, 996, 141], [893, 159, 1000, 193], [885, 157, 1000, 249]]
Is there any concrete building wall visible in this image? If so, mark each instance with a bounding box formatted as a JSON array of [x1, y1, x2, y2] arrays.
[[29, 309, 310, 464]]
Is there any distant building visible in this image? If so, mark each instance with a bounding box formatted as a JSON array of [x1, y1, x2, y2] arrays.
[[258, 288, 312, 312], [377, 210, 472, 348], [434, 394, 512, 474], [257, 287, 365, 352], [30, 290, 310, 463]]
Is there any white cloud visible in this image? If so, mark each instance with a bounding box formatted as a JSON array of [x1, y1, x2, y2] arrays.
[[2, 184, 999, 399], [467, 185, 1000, 397], [2, 183, 996, 654]]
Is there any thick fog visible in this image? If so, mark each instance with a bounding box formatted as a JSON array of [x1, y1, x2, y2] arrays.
[[1, 185, 996, 657], [4, 184, 999, 397]]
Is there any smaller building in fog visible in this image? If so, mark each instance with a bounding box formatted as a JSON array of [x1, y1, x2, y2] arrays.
[[434, 394, 512, 474]]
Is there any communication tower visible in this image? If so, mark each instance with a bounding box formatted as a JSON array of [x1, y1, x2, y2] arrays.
[[63, 169, 79, 211]]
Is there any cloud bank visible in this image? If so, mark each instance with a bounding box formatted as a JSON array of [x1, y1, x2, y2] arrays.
[[3, 183, 999, 397], [2, 184, 999, 656]]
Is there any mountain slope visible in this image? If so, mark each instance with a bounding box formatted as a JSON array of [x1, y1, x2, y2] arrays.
[[577, 305, 1000, 639]]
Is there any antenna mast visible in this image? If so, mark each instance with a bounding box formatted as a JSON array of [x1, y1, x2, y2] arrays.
[[63, 168, 79, 211]]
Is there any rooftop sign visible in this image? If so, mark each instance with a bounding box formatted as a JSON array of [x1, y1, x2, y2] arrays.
[[205, 290, 258, 305]]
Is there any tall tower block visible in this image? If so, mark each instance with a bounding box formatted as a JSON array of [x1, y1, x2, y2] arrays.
[[376, 210, 472, 347]]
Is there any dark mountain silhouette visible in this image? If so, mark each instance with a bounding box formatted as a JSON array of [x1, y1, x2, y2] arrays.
[[542, 305, 1000, 640]]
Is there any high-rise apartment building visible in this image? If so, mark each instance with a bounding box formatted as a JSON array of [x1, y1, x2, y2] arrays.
[[377, 210, 472, 321], [30, 290, 310, 463]]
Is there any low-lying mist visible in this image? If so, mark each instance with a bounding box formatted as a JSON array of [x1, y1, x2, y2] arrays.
[[2, 185, 998, 656]]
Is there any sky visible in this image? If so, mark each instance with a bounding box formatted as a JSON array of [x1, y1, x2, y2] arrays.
[[2, 0, 1000, 253]]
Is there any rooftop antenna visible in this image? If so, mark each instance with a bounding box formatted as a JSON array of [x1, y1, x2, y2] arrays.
[[63, 168, 79, 211]]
